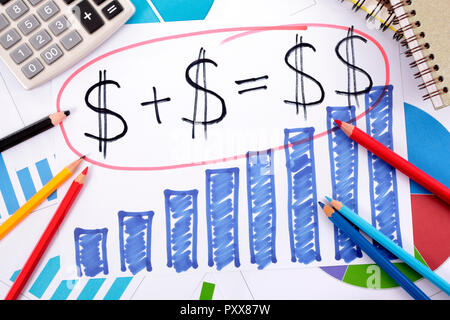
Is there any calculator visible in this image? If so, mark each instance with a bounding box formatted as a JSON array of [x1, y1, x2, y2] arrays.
[[0, 0, 135, 89]]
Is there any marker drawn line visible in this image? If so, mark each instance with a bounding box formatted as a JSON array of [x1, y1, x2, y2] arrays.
[[235, 75, 269, 85], [57, 24, 391, 172], [284, 128, 321, 264], [246, 150, 277, 269], [238, 86, 267, 95], [365, 85, 402, 258], [165, 189, 199, 272], [206, 168, 240, 270], [326, 106, 362, 262], [74, 228, 109, 277], [119, 210, 154, 275]]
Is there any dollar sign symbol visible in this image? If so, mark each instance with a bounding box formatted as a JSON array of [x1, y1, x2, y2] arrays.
[[335, 26, 373, 108], [84, 70, 128, 159], [182, 48, 226, 139], [284, 34, 325, 120]]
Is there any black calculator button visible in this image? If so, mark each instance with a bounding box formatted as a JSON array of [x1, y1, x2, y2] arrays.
[[102, 1, 123, 20], [72, 0, 104, 34], [0, 0, 12, 5], [93, 0, 106, 5], [63, 0, 75, 4]]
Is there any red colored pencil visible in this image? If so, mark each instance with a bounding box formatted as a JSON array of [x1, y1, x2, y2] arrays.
[[334, 120, 450, 205], [5, 167, 89, 300]]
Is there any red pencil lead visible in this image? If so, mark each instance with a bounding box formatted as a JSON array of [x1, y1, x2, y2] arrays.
[[81, 167, 89, 175], [334, 119, 343, 127]]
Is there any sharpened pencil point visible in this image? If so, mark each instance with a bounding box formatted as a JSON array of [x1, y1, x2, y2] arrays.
[[64, 110, 70, 116], [318, 201, 325, 209], [80, 155, 86, 159], [334, 119, 342, 127], [81, 167, 88, 175]]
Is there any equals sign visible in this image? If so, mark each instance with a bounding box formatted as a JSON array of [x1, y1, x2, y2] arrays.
[[235, 75, 268, 94], [102, 1, 124, 20]]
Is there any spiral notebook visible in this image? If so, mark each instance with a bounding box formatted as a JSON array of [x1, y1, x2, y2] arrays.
[[390, 0, 449, 110], [341, 0, 449, 110]]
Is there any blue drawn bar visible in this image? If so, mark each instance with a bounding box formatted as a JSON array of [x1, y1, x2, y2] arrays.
[[326, 106, 362, 262], [50, 279, 78, 300], [28, 256, 60, 298], [164, 189, 198, 273], [118, 210, 154, 275], [366, 85, 402, 256], [35, 158, 57, 200], [0, 153, 20, 216], [284, 128, 321, 264], [77, 278, 106, 300], [16, 167, 36, 201], [103, 277, 133, 300], [246, 150, 277, 269], [205, 168, 240, 270], [74, 228, 109, 277]]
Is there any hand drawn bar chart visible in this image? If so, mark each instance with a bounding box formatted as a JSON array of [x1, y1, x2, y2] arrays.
[[58, 85, 404, 279], [0, 154, 57, 219]]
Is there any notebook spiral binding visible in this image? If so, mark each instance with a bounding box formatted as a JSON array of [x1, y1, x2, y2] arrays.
[[391, 0, 448, 102], [339, 0, 398, 35]]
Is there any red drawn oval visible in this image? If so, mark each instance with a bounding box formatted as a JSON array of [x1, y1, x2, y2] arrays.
[[56, 23, 390, 171]]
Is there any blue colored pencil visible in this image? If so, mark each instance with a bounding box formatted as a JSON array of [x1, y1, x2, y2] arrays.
[[318, 202, 429, 300], [326, 196, 450, 296]]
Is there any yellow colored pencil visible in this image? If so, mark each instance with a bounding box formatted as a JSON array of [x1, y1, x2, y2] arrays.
[[0, 156, 85, 240]]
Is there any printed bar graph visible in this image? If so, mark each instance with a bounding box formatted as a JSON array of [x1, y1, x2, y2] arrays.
[[77, 278, 106, 300], [50, 279, 78, 300], [246, 149, 277, 270], [28, 256, 60, 298], [205, 168, 240, 270], [365, 85, 402, 257], [103, 277, 133, 300], [118, 210, 154, 275], [1, 155, 57, 218], [326, 107, 362, 262], [164, 189, 199, 273], [35, 158, 57, 200], [284, 128, 321, 264], [74, 228, 109, 277], [0, 153, 20, 217]]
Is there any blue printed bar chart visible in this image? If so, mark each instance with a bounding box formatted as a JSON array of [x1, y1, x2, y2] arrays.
[[284, 128, 321, 264], [0, 154, 57, 219], [326, 106, 362, 262]]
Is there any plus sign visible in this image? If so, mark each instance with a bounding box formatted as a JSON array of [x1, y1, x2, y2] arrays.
[[83, 11, 92, 20]]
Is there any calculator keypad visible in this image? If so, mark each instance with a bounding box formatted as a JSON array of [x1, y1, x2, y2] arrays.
[[0, 0, 135, 89]]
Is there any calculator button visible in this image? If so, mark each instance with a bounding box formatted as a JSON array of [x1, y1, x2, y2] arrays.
[[0, 14, 10, 33], [29, 29, 51, 50], [0, 28, 21, 49], [10, 43, 32, 64], [63, 0, 75, 4], [21, 58, 44, 79], [60, 29, 82, 51], [49, 15, 70, 36], [6, 0, 29, 20], [27, 0, 43, 5], [37, 0, 59, 21], [72, 0, 104, 34], [93, 0, 106, 5], [0, 0, 12, 4], [40, 43, 63, 65], [102, 1, 123, 20], [17, 14, 40, 35]]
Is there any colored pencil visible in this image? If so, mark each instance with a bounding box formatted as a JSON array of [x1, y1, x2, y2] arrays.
[[334, 120, 450, 205], [5, 167, 88, 300], [318, 202, 429, 300], [326, 196, 450, 296], [0, 111, 70, 153], [0, 156, 85, 241]]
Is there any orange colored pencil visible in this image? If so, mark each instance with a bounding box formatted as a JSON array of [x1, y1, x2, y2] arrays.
[[5, 167, 89, 300], [334, 120, 450, 205]]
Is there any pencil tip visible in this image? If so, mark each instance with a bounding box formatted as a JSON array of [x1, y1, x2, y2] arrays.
[[334, 119, 342, 127], [81, 167, 88, 175], [80, 155, 86, 159], [325, 195, 332, 202], [318, 201, 325, 209], [64, 110, 70, 116]]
